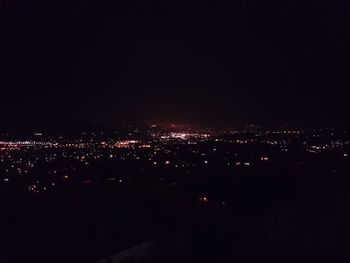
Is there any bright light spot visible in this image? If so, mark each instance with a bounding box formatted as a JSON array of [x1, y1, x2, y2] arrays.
[[199, 196, 209, 203], [115, 140, 139, 148]]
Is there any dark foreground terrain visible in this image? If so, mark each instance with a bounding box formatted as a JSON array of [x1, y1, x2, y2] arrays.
[[0, 170, 348, 263]]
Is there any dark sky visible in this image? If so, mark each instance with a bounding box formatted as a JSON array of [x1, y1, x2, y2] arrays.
[[1, 0, 349, 130]]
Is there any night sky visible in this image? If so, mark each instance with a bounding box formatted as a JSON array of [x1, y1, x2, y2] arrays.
[[1, 0, 349, 130]]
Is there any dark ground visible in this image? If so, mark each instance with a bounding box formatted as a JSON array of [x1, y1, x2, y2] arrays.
[[0, 168, 349, 263]]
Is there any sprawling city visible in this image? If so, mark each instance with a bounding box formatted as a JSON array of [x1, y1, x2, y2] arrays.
[[2, 0, 349, 261], [1, 125, 349, 262], [1, 125, 350, 194]]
